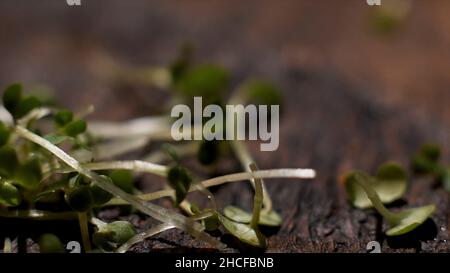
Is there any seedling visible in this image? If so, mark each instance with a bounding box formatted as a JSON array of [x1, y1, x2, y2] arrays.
[[220, 163, 266, 247], [411, 143, 450, 191], [345, 171, 435, 236], [344, 162, 407, 209]]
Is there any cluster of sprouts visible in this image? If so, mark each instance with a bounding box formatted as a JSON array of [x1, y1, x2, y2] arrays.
[[0, 49, 315, 253]]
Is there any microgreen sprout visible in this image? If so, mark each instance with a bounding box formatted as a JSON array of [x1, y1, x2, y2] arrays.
[[345, 171, 435, 236], [344, 162, 407, 209], [93, 221, 137, 252], [411, 143, 450, 191]]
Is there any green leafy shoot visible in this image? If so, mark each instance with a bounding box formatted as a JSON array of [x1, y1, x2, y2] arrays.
[[93, 221, 137, 251], [175, 64, 229, 103], [411, 143, 450, 191], [345, 162, 407, 209], [348, 172, 435, 236]]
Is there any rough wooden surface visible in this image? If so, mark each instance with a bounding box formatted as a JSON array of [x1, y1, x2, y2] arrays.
[[0, 0, 449, 252]]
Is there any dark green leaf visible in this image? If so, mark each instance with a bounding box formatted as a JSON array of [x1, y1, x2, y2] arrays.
[[0, 181, 21, 207], [64, 185, 93, 212], [167, 165, 191, 205], [15, 158, 43, 189], [90, 176, 113, 206], [63, 119, 87, 137], [411, 153, 436, 174], [54, 109, 74, 127], [419, 143, 441, 162], [15, 96, 42, 119], [0, 146, 19, 177], [110, 170, 134, 194], [0, 121, 10, 147], [197, 140, 219, 165], [3, 83, 22, 115], [203, 213, 220, 231]]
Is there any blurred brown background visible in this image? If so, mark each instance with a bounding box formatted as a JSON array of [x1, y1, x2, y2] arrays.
[[0, 0, 449, 252]]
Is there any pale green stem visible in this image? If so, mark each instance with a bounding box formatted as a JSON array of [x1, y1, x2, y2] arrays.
[[249, 164, 263, 228], [354, 173, 400, 224], [78, 212, 91, 251]]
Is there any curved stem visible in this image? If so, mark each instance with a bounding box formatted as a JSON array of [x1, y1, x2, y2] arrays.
[[104, 168, 315, 206], [249, 164, 263, 228], [353, 173, 399, 224]]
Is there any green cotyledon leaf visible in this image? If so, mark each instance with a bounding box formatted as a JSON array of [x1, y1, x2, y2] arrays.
[[223, 206, 282, 227], [218, 214, 266, 248], [351, 172, 435, 236], [386, 204, 436, 236], [344, 162, 406, 209]]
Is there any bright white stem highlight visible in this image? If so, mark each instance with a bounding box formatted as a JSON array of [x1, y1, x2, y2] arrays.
[[88, 116, 172, 139], [55, 160, 169, 177], [15, 125, 225, 249]]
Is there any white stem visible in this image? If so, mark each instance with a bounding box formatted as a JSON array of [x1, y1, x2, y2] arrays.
[[94, 137, 150, 160], [104, 168, 316, 206], [54, 160, 168, 177], [88, 116, 172, 139]]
